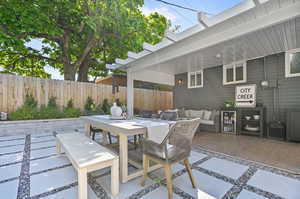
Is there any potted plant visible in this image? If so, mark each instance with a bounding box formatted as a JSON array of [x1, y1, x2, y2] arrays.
[[224, 100, 235, 108]]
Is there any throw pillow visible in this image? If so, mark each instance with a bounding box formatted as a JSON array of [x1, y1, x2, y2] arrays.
[[203, 110, 212, 120], [209, 110, 217, 121], [160, 111, 178, 121], [177, 108, 186, 118], [190, 110, 204, 119], [185, 110, 191, 118]]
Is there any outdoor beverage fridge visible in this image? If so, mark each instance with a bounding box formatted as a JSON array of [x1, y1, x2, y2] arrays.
[[221, 110, 237, 134]]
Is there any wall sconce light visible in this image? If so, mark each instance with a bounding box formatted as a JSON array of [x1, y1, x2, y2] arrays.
[[261, 80, 269, 87], [177, 79, 183, 85], [216, 53, 221, 58]]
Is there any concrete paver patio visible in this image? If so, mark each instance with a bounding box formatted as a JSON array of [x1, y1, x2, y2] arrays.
[[0, 119, 300, 199]]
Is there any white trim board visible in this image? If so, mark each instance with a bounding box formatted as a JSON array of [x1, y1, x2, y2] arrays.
[[285, 48, 300, 78]]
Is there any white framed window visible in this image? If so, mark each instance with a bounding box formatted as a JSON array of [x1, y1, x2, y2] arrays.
[[285, 48, 300, 78], [188, 70, 203, 88], [223, 60, 247, 85]]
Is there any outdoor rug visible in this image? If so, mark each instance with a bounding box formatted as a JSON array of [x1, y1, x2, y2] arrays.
[[0, 132, 300, 199]]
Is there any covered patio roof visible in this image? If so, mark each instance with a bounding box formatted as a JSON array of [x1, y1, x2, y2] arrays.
[[107, 0, 300, 116]]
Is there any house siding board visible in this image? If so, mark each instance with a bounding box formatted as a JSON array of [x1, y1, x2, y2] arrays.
[[174, 53, 300, 125], [296, 17, 300, 47]]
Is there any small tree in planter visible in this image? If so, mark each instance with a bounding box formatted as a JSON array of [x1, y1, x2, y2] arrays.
[[101, 99, 111, 115], [84, 97, 95, 112], [38, 97, 63, 119], [84, 97, 104, 115], [63, 99, 82, 118]]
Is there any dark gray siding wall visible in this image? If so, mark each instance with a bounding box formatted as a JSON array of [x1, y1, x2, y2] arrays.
[[174, 53, 300, 124]]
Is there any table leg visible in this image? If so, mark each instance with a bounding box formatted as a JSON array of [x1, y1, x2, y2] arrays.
[[111, 158, 119, 195], [78, 168, 88, 199], [56, 139, 61, 154], [102, 131, 109, 145], [119, 134, 128, 183], [84, 123, 91, 137]]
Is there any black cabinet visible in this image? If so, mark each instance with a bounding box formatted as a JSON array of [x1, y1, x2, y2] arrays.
[[237, 107, 265, 137], [287, 110, 300, 142], [221, 107, 265, 137]]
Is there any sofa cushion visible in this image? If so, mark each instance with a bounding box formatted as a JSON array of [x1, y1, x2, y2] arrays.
[[209, 110, 218, 121], [189, 110, 204, 119], [177, 108, 186, 118], [160, 110, 178, 121], [203, 110, 212, 120], [200, 119, 214, 125], [184, 110, 191, 118]]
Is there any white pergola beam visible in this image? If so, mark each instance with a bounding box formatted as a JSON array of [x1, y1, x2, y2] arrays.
[[143, 42, 157, 52], [106, 63, 122, 70], [197, 12, 209, 28], [206, 0, 255, 26], [252, 0, 260, 6], [128, 1, 300, 72], [165, 31, 179, 42], [115, 58, 134, 65], [127, 52, 139, 59], [155, 38, 173, 48]]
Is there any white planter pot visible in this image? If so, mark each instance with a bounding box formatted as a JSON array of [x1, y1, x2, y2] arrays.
[[110, 103, 122, 117], [0, 112, 7, 121]]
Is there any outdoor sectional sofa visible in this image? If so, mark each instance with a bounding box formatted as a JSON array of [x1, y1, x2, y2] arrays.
[[138, 108, 220, 133], [178, 108, 220, 133]]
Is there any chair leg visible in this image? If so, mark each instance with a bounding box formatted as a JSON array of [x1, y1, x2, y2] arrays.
[[164, 163, 173, 199], [183, 159, 197, 188], [134, 135, 137, 149], [91, 131, 96, 140], [108, 132, 112, 144], [141, 155, 149, 187]]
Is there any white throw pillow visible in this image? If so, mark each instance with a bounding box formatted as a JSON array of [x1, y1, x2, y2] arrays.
[[190, 110, 204, 119], [185, 110, 191, 118], [203, 110, 212, 120]]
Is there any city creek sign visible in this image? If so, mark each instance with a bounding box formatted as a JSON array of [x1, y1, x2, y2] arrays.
[[235, 84, 257, 108]]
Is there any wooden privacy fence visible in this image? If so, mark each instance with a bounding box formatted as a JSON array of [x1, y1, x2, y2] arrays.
[[0, 74, 173, 114]]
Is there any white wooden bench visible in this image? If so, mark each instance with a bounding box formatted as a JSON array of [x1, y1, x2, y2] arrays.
[[56, 133, 119, 199]]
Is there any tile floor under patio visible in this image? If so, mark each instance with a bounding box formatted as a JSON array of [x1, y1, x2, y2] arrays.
[[0, 119, 300, 199], [193, 132, 300, 174]]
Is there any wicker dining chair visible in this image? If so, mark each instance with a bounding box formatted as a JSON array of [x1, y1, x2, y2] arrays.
[[140, 118, 201, 199]]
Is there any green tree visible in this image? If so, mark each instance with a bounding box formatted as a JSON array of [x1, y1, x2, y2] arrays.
[[0, 0, 168, 81]]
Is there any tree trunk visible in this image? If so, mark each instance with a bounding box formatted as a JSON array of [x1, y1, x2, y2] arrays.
[[61, 30, 76, 81], [64, 64, 76, 81], [77, 57, 91, 82]]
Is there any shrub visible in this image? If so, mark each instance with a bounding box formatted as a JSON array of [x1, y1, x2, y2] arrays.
[[48, 96, 58, 108], [38, 105, 63, 119], [10, 94, 39, 120], [10, 95, 85, 120], [24, 94, 38, 108], [84, 97, 95, 111], [101, 98, 111, 114], [38, 97, 63, 119], [63, 99, 82, 118], [10, 106, 39, 120]]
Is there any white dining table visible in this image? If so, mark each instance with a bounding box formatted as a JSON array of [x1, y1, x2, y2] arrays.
[[80, 115, 174, 183]]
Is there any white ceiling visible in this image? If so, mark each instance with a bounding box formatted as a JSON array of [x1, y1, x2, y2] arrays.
[[147, 15, 300, 75], [113, 0, 300, 77]]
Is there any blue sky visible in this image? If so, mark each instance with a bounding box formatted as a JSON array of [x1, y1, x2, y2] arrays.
[[2, 0, 244, 80], [142, 0, 245, 31]]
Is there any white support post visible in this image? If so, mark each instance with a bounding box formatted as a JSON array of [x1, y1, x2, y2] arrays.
[[127, 70, 134, 118]]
